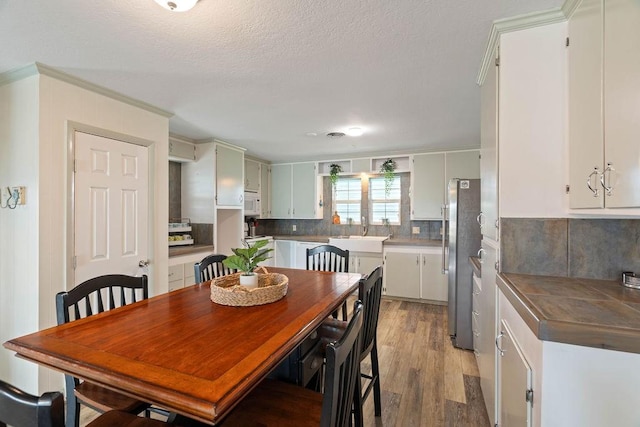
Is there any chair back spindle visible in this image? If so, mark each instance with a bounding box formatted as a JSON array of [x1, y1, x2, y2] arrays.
[[194, 254, 234, 283]]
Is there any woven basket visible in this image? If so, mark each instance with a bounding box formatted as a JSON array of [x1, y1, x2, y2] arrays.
[[210, 268, 288, 307]]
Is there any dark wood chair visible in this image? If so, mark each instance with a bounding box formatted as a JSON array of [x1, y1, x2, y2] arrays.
[[306, 245, 350, 320], [220, 300, 364, 427], [319, 266, 383, 424], [0, 379, 64, 427], [194, 254, 234, 283], [55, 275, 151, 427]]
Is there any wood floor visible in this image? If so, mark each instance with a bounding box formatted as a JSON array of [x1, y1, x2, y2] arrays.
[[80, 299, 489, 427]]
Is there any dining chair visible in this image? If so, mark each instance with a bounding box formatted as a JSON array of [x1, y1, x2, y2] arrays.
[[194, 254, 234, 283], [220, 300, 364, 427], [55, 274, 151, 427], [0, 379, 64, 427], [319, 265, 383, 423], [306, 245, 350, 320]]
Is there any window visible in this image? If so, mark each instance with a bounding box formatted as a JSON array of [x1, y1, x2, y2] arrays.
[[369, 176, 401, 225], [333, 178, 362, 224]]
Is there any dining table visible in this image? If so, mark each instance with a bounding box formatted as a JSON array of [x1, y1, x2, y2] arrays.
[[3, 267, 361, 425]]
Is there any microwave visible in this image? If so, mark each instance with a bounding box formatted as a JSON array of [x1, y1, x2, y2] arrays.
[[244, 192, 261, 216]]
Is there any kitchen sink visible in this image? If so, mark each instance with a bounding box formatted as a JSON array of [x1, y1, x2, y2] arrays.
[[328, 235, 389, 253]]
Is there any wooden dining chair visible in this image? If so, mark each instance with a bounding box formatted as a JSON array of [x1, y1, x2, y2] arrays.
[[194, 254, 234, 283], [55, 275, 151, 427], [220, 300, 364, 427], [0, 379, 64, 427], [319, 266, 384, 424], [306, 245, 350, 320]]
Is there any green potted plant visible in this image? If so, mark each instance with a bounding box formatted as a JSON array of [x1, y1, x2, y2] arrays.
[[329, 163, 343, 188], [223, 239, 273, 288], [380, 158, 397, 196]]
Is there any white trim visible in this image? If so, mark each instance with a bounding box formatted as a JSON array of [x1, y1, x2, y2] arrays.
[[477, 7, 567, 85], [0, 62, 173, 118]]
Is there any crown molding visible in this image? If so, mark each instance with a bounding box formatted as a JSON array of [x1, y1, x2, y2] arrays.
[[0, 62, 173, 118], [562, 0, 582, 20], [477, 6, 568, 85]]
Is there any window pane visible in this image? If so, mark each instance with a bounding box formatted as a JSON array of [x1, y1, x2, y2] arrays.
[[369, 176, 401, 225], [333, 178, 362, 224]]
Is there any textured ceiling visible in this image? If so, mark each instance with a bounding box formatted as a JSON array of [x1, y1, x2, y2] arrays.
[[0, 0, 564, 162]]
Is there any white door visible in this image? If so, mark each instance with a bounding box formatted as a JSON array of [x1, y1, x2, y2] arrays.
[[74, 132, 149, 285]]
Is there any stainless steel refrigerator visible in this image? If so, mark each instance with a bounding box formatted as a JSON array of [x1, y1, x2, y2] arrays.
[[446, 178, 481, 350]]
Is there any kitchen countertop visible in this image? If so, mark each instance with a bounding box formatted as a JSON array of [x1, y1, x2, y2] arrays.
[[497, 272, 640, 354], [271, 235, 441, 247], [169, 244, 215, 258]]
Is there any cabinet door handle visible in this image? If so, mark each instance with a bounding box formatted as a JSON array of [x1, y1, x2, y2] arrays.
[[477, 212, 485, 227], [477, 248, 485, 263], [587, 167, 600, 197], [495, 332, 505, 357], [416, 256, 419, 265], [441, 204, 448, 274], [600, 163, 614, 196], [239, 194, 243, 203], [472, 310, 479, 316]]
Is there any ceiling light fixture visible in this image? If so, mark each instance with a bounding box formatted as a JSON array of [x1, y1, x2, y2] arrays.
[[346, 127, 364, 137], [154, 0, 198, 12]]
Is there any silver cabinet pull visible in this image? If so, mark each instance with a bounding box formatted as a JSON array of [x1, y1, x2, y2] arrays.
[[587, 167, 600, 197], [477, 212, 485, 227], [495, 332, 505, 357], [472, 310, 479, 316], [477, 248, 485, 264], [600, 163, 614, 196], [239, 194, 243, 203]]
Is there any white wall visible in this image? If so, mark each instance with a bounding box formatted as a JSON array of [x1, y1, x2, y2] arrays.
[[499, 22, 568, 218], [0, 75, 41, 392], [0, 70, 169, 395]]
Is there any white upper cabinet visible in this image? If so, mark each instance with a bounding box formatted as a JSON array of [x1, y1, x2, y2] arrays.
[[569, 0, 640, 208], [169, 138, 196, 162], [480, 46, 499, 241], [260, 163, 270, 218], [215, 143, 244, 207], [411, 153, 445, 219], [411, 151, 479, 220], [270, 164, 292, 218], [244, 159, 260, 193], [270, 163, 322, 219]]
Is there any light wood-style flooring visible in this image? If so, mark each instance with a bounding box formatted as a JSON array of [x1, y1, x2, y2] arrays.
[[81, 299, 489, 426]]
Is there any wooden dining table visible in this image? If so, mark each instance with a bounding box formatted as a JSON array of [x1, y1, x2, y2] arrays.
[[3, 267, 361, 425]]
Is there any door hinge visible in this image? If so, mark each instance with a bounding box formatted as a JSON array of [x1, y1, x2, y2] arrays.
[[526, 389, 534, 404], [495, 56, 500, 66], [72, 256, 77, 270], [566, 37, 570, 47], [73, 159, 77, 173], [565, 184, 570, 194]]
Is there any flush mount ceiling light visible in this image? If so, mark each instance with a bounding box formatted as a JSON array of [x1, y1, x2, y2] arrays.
[[345, 127, 364, 137], [154, 0, 198, 12]]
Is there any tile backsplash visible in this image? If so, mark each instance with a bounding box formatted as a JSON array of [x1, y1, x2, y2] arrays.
[[257, 173, 443, 240], [501, 218, 640, 281]]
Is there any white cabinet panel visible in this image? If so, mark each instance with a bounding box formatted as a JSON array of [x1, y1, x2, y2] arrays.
[[384, 251, 421, 299], [480, 46, 499, 240], [169, 138, 195, 162], [411, 153, 445, 219], [446, 151, 480, 182], [216, 143, 244, 207], [244, 159, 260, 193], [499, 320, 533, 427], [292, 163, 317, 218], [420, 251, 448, 302], [270, 164, 292, 218], [274, 240, 295, 268], [260, 163, 270, 218]]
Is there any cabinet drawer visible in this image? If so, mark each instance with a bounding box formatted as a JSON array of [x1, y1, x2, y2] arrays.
[[169, 279, 184, 292], [299, 329, 320, 356], [168, 264, 184, 281]]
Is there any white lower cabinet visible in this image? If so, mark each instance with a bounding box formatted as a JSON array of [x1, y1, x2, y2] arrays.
[[383, 247, 448, 302], [274, 240, 295, 268], [498, 319, 533, 427], [349, 253, 383, 276], [496, 285, 640, 427], [168, 254, 203, 291]]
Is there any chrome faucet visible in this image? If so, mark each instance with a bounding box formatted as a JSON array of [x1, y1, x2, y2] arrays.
[[362, 216, 368, 236]]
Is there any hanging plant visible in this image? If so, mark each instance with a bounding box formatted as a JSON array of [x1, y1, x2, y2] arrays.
[[329, 163, 343, 187], [380, 158, 397, 196]]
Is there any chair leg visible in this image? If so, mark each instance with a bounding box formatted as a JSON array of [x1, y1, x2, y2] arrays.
[[371, 342, 382, 417], [353, 365, 364, 427], [341, 301, 348, 321], [64, 377, 80, 427]]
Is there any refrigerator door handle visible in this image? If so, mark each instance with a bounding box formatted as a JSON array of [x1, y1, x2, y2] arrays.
[[441, 204, 448, 274]]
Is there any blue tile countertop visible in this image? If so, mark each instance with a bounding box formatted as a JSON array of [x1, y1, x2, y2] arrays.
[[271, 235, 441, 247]]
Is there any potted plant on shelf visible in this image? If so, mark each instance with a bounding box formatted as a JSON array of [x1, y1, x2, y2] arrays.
[[223, 239, 273, 289], [329, 163, 343, 188], [380, 158, 397, 196]]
